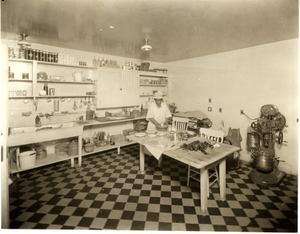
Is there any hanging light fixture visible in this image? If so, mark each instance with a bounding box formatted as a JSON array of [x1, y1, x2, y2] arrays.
[[141, 38, 152, 51], [17, 33, 31, 50]]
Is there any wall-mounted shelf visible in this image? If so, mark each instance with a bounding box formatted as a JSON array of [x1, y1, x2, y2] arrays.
[[8, 96, 35, 99], [8, 95, 95, 99], [8, 79, 33, 82], [9, 58, 95, 69], [139, 73, 168, 78], [140, 84, 167, 87], [37, 80, 96, 84], [140, 94, 167, 97], [37, 95, 96, 98]]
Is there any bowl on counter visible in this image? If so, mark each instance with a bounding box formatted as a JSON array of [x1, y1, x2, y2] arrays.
[[155, 125, 168, 132]]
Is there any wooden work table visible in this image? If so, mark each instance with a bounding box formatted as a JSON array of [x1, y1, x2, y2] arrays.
[[127, 134, 240, 215]]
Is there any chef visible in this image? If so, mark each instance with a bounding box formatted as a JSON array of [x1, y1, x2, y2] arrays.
[[146, 91, 172, 131]]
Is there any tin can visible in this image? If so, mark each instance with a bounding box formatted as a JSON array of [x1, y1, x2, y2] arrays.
[[49, 88, 55, 96], [45, 52, 48, 62], [22, 73, 29, 79], [28, 48, 33, 60], [39, 50, 44, 61], [8, 47, 15, 58], [54, 53, 58, 63], [35, 50, 39, 60], [32, 49, 36, 60], [42, 51, 46, 62], [48, 52, 52, 63], [25, 47, 29, 60]]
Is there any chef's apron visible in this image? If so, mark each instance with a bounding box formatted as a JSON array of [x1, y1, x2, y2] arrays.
[[147, 104, 167, 132]]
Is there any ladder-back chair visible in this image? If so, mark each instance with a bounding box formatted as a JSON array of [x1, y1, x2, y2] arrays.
[[172, 116, 189, 132], [187, 128, 225, 197]]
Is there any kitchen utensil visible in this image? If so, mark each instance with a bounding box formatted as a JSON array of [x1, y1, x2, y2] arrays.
[[79, 98, 82, 109], [54, 99, 59, 112], [73, 100, 78, 110], [72, 71, 83, 82], [83, 97, 87, 105], [33, 98, 39, 111]]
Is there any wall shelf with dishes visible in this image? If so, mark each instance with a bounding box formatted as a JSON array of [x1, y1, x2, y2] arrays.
[[8, 59, 97, 100]]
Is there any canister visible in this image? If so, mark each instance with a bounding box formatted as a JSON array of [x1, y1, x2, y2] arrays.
[[28, 48, 33, 60], [54, 53, 58, 63], [39, 50, 44, 61], [68, 140, 78, 156], [45, 51, 48, 62]]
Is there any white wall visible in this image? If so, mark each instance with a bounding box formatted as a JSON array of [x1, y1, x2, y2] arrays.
[[166, 39, 299, 176]]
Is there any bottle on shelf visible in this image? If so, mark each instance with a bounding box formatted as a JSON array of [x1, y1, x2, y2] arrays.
[[107, 133, 110, 142], [43, 83, 48, 95], [110, 135, 115, 145], [100, 57, 106, 67], [97, 57, 101, 67], [92, 132, 98, 144], [93, 57, 97, 67]]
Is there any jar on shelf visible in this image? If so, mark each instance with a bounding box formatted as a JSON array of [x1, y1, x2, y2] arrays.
[[35, 50, 39, 60], [68, 140, 78, 156]]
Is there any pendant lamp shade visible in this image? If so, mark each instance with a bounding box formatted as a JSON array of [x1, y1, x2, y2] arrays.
[[141, 39, 152, 51]]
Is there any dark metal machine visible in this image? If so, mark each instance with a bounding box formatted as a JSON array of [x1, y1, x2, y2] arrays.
[[247, 104, 288, 186]]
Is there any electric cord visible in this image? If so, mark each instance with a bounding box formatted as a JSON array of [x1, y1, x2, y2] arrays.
[[242, 111, 259, 121]]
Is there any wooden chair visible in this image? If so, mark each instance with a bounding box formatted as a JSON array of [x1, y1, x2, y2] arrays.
[[158, 117, 189, 167], [187, 128, 225, 197], [172, 116, 189, 132]]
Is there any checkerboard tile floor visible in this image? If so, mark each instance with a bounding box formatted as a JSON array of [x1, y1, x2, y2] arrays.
[[9, 144, 298, 231]]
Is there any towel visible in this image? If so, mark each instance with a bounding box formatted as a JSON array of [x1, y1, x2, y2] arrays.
[[144, 137, 181, 160]]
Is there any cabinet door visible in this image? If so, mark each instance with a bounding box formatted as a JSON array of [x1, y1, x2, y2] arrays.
[[97, 70, 139, 108], [121, 72, 139, 107], [97, 70, 122, 108]]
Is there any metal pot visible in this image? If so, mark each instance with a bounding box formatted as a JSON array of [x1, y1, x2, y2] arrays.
[[252, 150, 275, 172]]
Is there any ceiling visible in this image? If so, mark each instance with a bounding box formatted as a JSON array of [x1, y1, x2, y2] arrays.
[[1, 0, 299, 63]]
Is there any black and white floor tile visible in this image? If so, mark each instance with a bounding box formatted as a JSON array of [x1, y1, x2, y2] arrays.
[[9, 144, 298, 231]]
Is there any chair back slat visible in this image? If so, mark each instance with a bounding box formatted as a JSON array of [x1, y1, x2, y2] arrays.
[[172, 116, 189, 132], [199, 128, 224, 143]]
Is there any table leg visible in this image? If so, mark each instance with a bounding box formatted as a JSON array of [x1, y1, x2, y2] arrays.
[[139, 145, 145, 174], [219, 158, 226, 201], [71, 158, 75, 167], [158, 157, 162, 167], [78, 135, 82, 167], [200, 167, 208, 215]]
